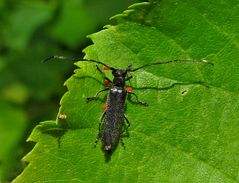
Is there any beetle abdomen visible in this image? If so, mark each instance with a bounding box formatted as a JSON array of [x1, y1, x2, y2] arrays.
[[102, 86, 127, 152]]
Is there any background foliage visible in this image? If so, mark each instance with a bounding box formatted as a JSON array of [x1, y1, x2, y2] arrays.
[[0, 0, 140, 182]]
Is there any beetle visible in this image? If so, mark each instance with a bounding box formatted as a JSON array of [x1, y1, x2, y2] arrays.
[[43, 56, 212, 154]]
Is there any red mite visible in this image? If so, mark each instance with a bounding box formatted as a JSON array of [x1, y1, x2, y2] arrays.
[[102, 103, 108, 111], [103, 66, 110, 70], [104, 80, 111, 86], [43, 55, 212, 155], [126, 87, 133, 93]]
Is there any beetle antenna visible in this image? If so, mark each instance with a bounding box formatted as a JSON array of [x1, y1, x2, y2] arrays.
[[42, 56, 115, 70], [129, 59, 213, 72]]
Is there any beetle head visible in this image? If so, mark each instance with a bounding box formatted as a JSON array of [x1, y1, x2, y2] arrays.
[[112, 69, 127, 77]]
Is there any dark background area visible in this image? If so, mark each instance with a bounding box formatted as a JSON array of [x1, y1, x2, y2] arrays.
[[0, 0, 141, 182]]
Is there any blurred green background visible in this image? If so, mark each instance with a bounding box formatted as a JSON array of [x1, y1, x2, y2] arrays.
[[0, 0, 140, 182]]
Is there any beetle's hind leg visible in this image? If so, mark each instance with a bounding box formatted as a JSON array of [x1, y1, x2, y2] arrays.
[[94, 111, 106, 147], [119, 115, 131, 149], [124, 114, 130, 130], [120, 138, 126, 149]]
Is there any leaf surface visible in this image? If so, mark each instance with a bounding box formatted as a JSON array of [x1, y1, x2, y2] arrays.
[[14, 1, 239, 182]]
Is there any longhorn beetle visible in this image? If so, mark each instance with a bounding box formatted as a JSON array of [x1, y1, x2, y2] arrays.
[[43, 56, 212, 154]]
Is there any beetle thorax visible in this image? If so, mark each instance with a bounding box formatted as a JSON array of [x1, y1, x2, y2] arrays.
[[113, 77, 125, 87], [112, 69, 126, 87]]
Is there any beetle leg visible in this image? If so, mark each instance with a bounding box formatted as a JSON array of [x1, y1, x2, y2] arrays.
[[119, 115, 130, 138], [120, 138, 126, 149], [87, 87, 109, 102], [125, 75, 133, 81], [94, 111, 106, 147], [119, 115, 130, 149], [127, 92, 148, 106], [96, 65, 112, 83], [124, 114, 130, 130]]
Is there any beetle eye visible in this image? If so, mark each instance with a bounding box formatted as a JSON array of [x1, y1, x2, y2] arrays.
[[112, 70, 123, 76]]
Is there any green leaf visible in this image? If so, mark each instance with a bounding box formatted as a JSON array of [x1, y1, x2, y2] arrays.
[[0, 100, 26, 182], [14, 0, 239, 182]]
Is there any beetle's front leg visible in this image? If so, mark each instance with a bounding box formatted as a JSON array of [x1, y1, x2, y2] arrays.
[[87, 87, 109, 102]]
